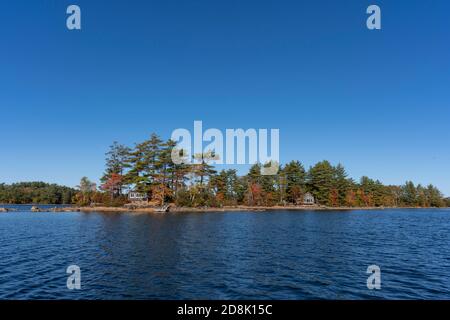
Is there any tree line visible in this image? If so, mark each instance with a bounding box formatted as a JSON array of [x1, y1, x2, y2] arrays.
[[0, 182, 76, 204], [73, 134, 450, 208]]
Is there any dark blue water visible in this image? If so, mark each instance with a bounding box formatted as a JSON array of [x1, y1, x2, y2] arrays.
[[1, 207, 449, 299]]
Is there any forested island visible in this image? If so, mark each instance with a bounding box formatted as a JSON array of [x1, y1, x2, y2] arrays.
[[1, 133, 449, 209], [0, 182, 76, 204]]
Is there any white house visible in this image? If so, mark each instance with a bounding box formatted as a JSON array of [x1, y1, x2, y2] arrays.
[[128, 191, 148, 202], [303, 192, 315, 205]]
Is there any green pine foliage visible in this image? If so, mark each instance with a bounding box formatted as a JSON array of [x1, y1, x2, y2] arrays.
[[0, 182, 76, 204]]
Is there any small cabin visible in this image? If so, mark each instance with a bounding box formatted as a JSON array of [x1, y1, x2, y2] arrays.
[[128, 191, 148, 202], [303, 192, 315, 205]]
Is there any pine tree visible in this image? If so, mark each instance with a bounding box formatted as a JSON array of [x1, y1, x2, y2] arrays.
[[125, 133, 163, 196], [307, 161, 335, 206], [192, 151, 217, 186], [282, 160, 306, 203], [333, 164, 353, 206], [401, 181, 418, 206], [101, 141, 131, 196], [426, 184, 444, 207]]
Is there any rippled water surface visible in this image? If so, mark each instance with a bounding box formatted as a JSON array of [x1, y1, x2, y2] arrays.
[[1, 207, 450, 299]]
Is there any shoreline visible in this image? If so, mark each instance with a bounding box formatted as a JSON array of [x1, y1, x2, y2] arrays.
[[2, 205, 448, 214], [72, 205, 450, 213]]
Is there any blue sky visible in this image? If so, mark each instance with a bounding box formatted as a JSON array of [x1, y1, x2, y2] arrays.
[[1, 0, 449, 195]]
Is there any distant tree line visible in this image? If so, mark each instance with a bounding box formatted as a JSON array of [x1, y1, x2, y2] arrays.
[[0, 182, 76, 204], [73, 134, 450, 208]]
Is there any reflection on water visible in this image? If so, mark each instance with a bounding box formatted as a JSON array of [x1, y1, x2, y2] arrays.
[[1, 207, 450, 299]]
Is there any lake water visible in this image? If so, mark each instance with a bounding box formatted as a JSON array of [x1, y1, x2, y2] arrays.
[[1, 206, 449, 299]]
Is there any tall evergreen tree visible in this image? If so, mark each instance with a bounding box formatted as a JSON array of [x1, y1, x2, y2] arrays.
[[125, 133, 163, 196], [101, 141, 131, 196], [281, 160, 306, 203], [401, 181, 418, 206], [307, 161, 335, 206], [333, 164, 353, 206], [192, 151, 217, 186]]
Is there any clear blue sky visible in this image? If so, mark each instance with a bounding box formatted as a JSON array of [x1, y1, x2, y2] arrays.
[[1, 0, 449, 195]]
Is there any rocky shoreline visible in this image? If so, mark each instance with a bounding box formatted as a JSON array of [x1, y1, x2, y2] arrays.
[[1, 205, 444, 214]]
